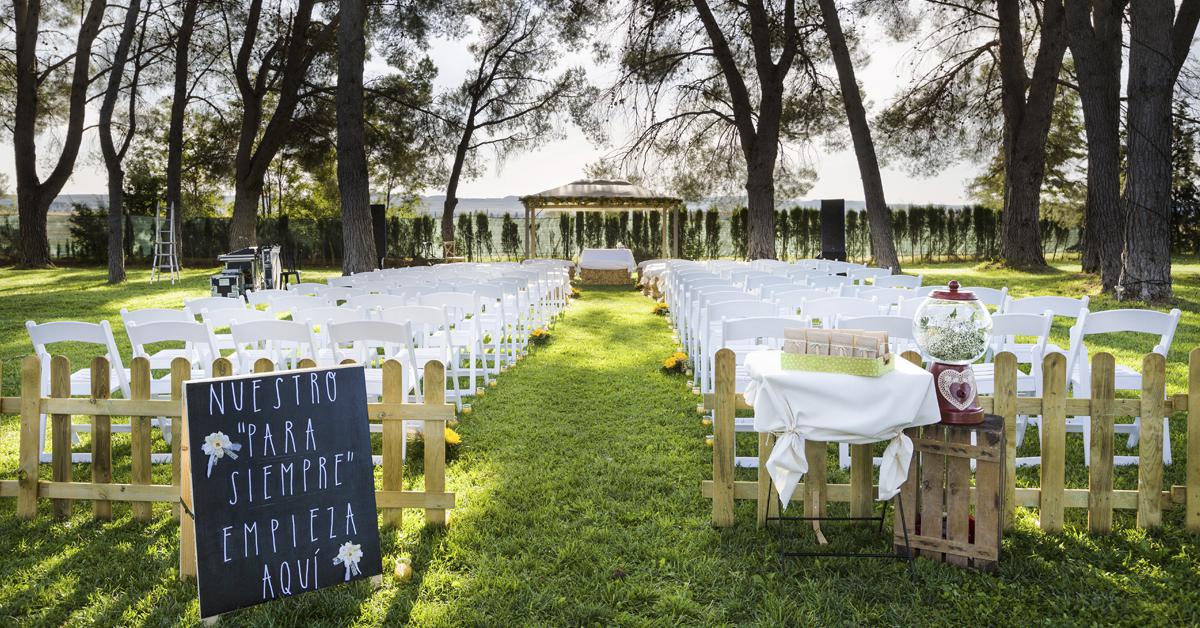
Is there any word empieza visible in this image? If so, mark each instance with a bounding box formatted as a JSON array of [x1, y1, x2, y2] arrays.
[[199, 371, 362, 602]]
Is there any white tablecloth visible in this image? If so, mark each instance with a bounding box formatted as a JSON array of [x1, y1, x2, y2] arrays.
[[579, 248, 636, 271], [744, 350, 941, 508]]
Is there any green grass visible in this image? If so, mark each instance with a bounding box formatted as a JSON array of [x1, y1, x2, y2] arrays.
[[0, 264, 1198, 625]]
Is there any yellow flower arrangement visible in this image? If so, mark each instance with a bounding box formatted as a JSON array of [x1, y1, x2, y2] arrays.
[[652, 302, 669, 316], [530, 328, 551, 345], [444, 427, 462, 446], [673, 351, 687, 361], [662, 351, 687, 374], [663, 357, 679, 369]]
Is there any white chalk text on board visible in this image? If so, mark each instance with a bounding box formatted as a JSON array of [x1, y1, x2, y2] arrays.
[[185, 365, 382, 619]]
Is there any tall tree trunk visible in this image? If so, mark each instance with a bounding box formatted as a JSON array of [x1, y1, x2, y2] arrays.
[[99, 0, 141, 284], [228, 0, 322, 250], [337, 0, 376, 274], [167, 0, 199, 264], [230, 185, 262, 249], [442, 134, 472, 258], [996, 0, 1066, 269], [1119, 0, 1191, 301], [1066, 0, 1124, 287], [12, 0, 107, 268], [745, 149, 777, 260], [818, 0, 901, 272]]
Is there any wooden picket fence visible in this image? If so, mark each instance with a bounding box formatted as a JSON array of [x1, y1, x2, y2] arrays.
[[705, 347, 1200, 534], [0, 354, 456, 578]]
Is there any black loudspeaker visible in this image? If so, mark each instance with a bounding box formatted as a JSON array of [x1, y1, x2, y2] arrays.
[[820, 199, 846, 261], [370, 204, 387, 267]]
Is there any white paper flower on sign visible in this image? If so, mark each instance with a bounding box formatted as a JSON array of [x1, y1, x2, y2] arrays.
[[333, 541, 363, 581], [201, 431, 241, 478]]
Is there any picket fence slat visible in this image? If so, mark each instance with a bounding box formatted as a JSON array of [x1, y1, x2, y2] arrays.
[[1138, 353, 1166, 529], [1088, 353, 1116, 533], [711, 348, 736, 527], [17, 356, 41, 518], [130, 357, 152, 522], [1189, 348, 1200, 532], [381, 359, 405, 528], [992, 351, 1018, 531], [50, 356, 72, 519], [1040, 353, 1067, 532], [91, 358, 112, 520]]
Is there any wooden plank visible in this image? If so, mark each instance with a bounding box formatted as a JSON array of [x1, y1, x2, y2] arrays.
[[1039, 352, 1067, 532], [179, 373, 197, 580], [297, 358, 317, 369], [973, 423, 1003, 571], [1188, 348, 1200, 533], [900, 350, 923, 367], [91, 358, 112, 520], [253, 358, 274, 373], [756, 432, 774, 527], [992, 351, 1018, 531], [849, 444, 873, 519], [16, 356, 42, 519], [908, 438, 1000, 462], [701, 392, 752, 412], [423, 360, 448, 526], [945, 427, 971, 567], [373, 490, 457, 510], [1088, 353, 1116, 533], [1138, 352, 1165, 529], [130, 357, 152, 522], [918, 425, 945, 560], [903, 534, 998, 561], [37, 398, 181, 417], [25, 481, 177, 502], [170, 358, 191, 521], [369, 402, 457, 422], [381, 359, 405, 528], [50, 355, 72, 519], [977, 396, 1146, 417], [804, 439, 828, 536], [711, 348, 736, 527]]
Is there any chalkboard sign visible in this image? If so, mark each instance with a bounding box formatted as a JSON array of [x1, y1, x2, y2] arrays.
[[184, 364, 382, 619]]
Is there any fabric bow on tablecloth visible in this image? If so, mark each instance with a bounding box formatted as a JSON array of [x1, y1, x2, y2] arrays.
[[744, 351, 941, 508]]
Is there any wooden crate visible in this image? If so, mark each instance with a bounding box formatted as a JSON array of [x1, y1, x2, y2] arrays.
[[580, 267, 632, 285], [894, 415, 1004, 572]]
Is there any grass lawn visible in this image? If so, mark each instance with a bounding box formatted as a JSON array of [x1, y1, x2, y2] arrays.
[[0, 262, 1198, 625]]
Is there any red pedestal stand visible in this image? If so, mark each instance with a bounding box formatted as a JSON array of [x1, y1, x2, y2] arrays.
[[930, 362, 984, 425]]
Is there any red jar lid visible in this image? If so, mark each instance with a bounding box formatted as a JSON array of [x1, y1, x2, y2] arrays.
[[929, 280, 977, 301]]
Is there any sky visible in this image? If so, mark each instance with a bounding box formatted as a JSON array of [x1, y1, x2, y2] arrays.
[[0, 17, 978, 205]]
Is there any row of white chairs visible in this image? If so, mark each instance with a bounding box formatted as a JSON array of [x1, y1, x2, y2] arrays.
[[24, 260, 575, 464], [661, 259, 1182, 469]]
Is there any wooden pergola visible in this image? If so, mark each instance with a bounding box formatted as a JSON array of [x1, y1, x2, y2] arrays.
[[519, 179, 682, 259]]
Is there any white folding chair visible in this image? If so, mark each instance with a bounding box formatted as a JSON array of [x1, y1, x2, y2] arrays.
[[266, 294, 332, 317], [184, 296, 246, 319], [800, 296, 879, 329], [896, 296, 929, 319], [1067, 308, 1182, 466], [286, 282, 325, 295], [230, 319, 322, 372], [858, 287, 912, 314], [873, 274, 923, 289], [1003, 295, 1089, 358], [380, 305, 466, 409], [848, 267, 891, 285], [201, 307, 276, 350], [968, 311, 1053, 461], [346, 293, 411, 315], [806, 275, 853, 292], [246, 289, 291, 308], [962, 286, 1009, 312], [26, 320, 131, 463], [771, 288, 832, 316], [700, 300, 779, 392], [418, 291, 486, 390], [121, 307, 194, 327]]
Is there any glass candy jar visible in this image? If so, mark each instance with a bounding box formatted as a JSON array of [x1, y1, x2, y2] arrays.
[[912, 281, 993, 424]]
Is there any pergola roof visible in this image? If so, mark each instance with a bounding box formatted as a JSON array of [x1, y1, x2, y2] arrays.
[[520, 179, 681, 211]]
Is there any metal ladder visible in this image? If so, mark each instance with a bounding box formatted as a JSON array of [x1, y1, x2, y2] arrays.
[[150, 200, 180, 284]]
